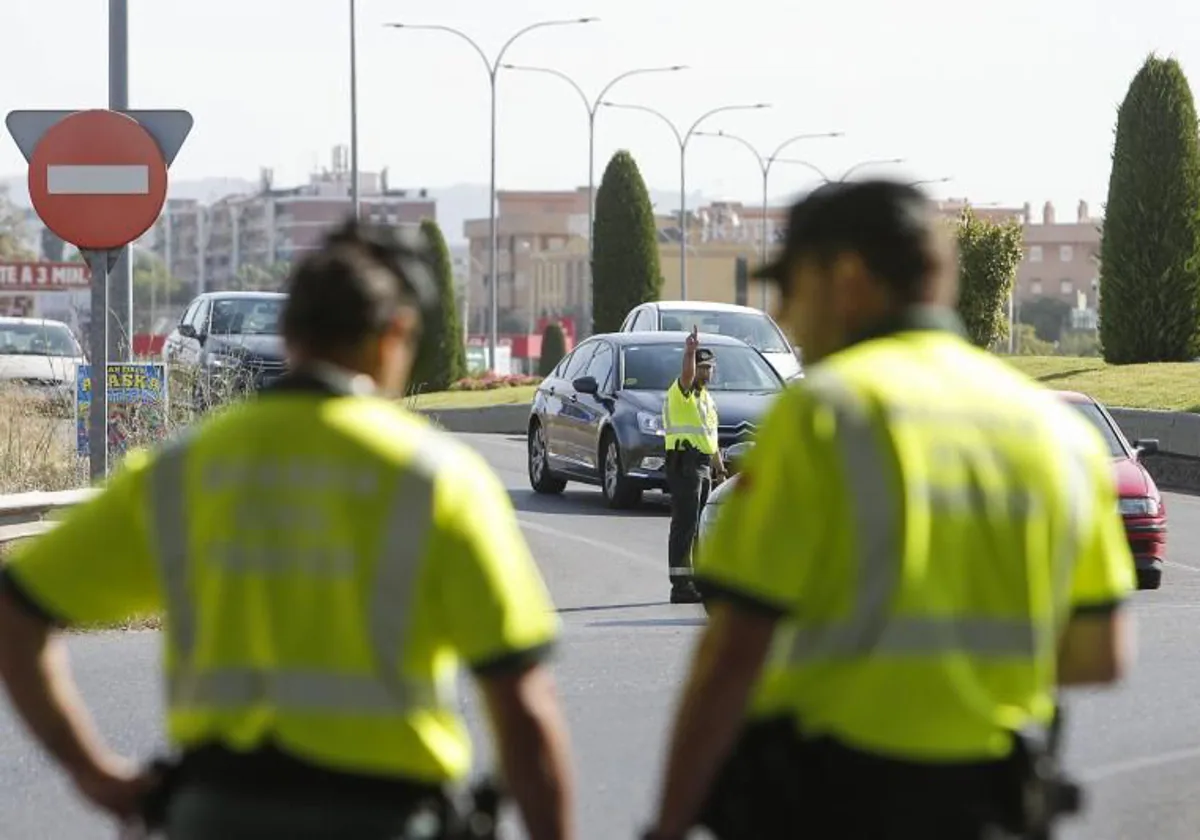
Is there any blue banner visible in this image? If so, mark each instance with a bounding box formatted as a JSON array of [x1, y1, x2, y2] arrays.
[[75, 363, 169, 457]]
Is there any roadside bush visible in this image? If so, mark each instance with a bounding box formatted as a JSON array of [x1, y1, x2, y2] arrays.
[[539, 322, 567, 376], [955, 209, 1025, 347], [410, 219, 466, 392]]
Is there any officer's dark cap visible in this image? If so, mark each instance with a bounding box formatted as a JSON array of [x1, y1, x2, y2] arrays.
[[753, 178, 943, 302], [696, 348, 716, 366]]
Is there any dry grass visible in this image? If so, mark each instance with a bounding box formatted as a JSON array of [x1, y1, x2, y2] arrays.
[[1005, 356, 1200, 412]]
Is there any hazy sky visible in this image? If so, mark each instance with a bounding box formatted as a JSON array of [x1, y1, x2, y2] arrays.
[[4, 0, 1199, 214]]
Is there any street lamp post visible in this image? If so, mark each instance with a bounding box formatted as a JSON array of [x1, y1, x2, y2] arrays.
[[502, 63, 687, 337], [774, 157, 907, 184], [909, 176, 953, 188], [602, 101, 770, 300], [349, 0, 360, 219], [387, 17, 598, 372], [694, 129, 843, 307]]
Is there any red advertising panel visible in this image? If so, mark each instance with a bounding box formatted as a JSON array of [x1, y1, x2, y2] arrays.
[[0, 261, 91, 291]]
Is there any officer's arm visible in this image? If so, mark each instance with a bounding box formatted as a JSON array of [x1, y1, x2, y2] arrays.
[[680, 328, 698, 393], [0, 456, 159, 796], [432, 455, 575, 840], [1057, 447, 1137, 686]]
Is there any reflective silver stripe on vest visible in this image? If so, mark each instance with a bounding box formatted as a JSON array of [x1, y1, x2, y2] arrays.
[[781, 371, 1043, 664], [149, 435, 449, 713]]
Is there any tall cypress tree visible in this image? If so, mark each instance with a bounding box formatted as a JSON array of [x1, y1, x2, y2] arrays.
[[592, 150, 663, 334], [1100, 54, 1200, 362], [411, 218, 466, 391]]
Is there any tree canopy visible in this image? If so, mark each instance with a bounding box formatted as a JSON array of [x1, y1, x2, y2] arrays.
[[954, 210, 1025, 348], [592, 150, 662, 334]]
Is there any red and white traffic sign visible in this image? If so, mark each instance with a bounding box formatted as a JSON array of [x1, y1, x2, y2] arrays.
[[27, 109, 168, 251]]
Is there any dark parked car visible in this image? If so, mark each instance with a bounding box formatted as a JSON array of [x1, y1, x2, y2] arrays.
[[527, 332, 784, 509], [162, 291, 288, 408]]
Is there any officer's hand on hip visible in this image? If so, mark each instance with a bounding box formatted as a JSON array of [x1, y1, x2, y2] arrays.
[[71, 752, 159, 823]]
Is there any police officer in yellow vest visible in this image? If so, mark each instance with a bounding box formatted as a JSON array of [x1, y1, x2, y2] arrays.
[[662, 326, 726, 604], [0, 220, 576, 840], [642, 180, 1136, 839]]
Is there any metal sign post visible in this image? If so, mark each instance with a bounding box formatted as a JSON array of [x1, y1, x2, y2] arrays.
[[84, 250, 112, 481]]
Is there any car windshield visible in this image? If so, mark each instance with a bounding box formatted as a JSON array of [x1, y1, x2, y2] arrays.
[[657, 309, 790, 353], [1067, 400, 1125, 458], [210, 298, 283, 336], [0, 323, 81, 357], [619, 343, 781, 393]]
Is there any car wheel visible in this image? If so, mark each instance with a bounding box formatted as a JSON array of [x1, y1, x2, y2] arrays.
[[600, 432, 643, 510], [528, 421, 567, 495]]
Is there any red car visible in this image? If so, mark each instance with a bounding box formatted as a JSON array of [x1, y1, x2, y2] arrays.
[[1056, 390, 1167, 590]]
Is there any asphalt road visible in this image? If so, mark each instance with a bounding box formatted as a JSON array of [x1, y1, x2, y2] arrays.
[[1, 432, 1200, 838]]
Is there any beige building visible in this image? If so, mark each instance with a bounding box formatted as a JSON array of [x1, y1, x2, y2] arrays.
[[1017, 200, 1101, 310], [465, 189, 1103, 335]]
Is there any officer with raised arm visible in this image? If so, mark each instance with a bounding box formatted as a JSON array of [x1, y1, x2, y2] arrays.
[[662, 325, 726, 605], [643, 180, 1135, 839], [0, 220, 577, 840]]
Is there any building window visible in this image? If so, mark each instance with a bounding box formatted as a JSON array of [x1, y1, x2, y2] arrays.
[[1028, 246, 1043, 263], [1059, 245, 1073, 262], [1030, 279, 1043, 296], [1060, 279, 1073, 295]]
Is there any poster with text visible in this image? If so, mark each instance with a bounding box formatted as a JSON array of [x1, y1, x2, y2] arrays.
[[75, 363, 169, 457]]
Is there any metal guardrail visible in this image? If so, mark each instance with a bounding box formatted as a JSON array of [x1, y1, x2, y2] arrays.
[[0, 489, 96, 545]]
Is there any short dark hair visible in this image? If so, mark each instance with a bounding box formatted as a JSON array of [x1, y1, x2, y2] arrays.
[[280, 218, 437, 357], [754, 179, 951, 304]]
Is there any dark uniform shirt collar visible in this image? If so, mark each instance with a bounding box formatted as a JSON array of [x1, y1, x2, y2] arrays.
[[265, 362, 378, 397], [848, 304, 966, 347]]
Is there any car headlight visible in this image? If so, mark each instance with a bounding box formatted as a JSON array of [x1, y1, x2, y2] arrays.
[[637, 411, 664, 436], [1119, 496, 1160, 517]]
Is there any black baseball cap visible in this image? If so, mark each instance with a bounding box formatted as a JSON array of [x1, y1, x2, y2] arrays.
[[752, 179, 940, 301], [696, 348, 716, 367]]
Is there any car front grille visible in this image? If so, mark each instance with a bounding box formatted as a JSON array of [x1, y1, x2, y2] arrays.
[[718, 421, 756, 448]]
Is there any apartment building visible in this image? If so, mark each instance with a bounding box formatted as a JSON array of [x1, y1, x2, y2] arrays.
[[1017, 200, 1101, 309], [462, 188, 591, 334], [148, 146, 436, 292]]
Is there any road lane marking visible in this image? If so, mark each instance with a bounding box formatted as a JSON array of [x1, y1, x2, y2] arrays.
[[516, 517, 654, 567], [1082, 743, 1200, 783], [1166, 559, 1200, 573]]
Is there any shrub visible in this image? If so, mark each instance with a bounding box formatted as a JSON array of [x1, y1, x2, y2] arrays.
[[592, 150, 663, 334], [411, 219, 466, 392], [447, 374, 540, 392], [539, 322, 567, 376], [955, 210, 1025, 347], [1100, 54, 1200, 363]]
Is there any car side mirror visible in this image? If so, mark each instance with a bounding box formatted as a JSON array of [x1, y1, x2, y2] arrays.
[[178, 323, 197, 339], [572, 375, 599, 395], [1134, 438, 1160, 457]]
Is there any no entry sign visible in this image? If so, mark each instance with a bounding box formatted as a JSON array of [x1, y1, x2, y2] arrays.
[[27, 110, 167, 251], [5, 108, 193, 253]]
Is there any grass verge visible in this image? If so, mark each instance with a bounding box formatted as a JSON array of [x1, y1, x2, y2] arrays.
[[1005, 356, 1200, 412], [408, 385, 538, 410]]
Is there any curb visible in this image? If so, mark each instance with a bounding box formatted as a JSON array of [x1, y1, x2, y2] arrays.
[[410, 402, 1200, 493]]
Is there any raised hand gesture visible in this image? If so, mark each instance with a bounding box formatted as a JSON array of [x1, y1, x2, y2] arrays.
[[685, 325, 699, 353]]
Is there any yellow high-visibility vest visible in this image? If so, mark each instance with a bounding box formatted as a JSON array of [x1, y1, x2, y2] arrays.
[[663, 379, 719, 455], [697, 308, 1135, 761], [4, 385, 558, 785]]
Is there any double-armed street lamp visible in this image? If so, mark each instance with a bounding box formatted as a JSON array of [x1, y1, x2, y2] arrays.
[[773, 157, 908, 184], [502, 63, 688, 337], [693, 129, 844, 307], [386, 17, 599, 371], [601, 101, 771, 300]]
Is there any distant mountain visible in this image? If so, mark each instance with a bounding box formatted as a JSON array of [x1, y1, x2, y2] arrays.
[[3, 174, 747, 245]]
